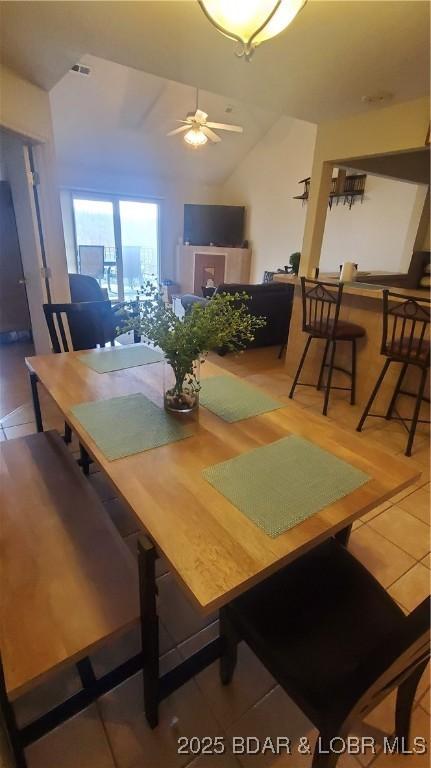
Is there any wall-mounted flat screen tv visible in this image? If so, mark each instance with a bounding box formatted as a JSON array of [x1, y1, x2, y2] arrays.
[[184, 204, 245, 247]]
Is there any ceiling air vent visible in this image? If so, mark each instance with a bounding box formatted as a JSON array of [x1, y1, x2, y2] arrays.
[[70, 64, 91, 76]]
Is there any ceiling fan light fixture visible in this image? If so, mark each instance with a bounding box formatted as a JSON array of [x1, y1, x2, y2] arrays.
[[198, 0, 307, 60], [184, 127, 208, 147]]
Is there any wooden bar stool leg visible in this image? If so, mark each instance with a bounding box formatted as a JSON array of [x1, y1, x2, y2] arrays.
[[289, 335, 312, 399], [405, 367, 428, 457], [138, 535, 159, 728], [350, 338, 357, 405], [356, 359, 391, 432], [317, 339, 330, 391], [322, 341, 336, 416], [385, 363, 408, 420]]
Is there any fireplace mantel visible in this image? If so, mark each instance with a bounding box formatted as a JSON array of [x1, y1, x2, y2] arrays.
[[176, 245, 251, 294]]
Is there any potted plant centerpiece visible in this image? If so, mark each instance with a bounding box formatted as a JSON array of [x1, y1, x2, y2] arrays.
[[118, 283, 265, 413]]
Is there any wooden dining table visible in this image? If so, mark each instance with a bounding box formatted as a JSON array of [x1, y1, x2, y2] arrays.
[[26, 348, 419, 723]]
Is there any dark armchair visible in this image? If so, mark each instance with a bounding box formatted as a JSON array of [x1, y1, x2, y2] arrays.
[[181, 282, 294, 357], [68, 273, 127, 343]]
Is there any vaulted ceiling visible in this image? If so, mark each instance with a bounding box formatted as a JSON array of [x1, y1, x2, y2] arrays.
[[50, 55, 280, 185], [1, 1, 429, 123]]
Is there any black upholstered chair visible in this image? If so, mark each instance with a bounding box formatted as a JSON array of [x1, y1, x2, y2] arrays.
[[289, 278, 365, 415], [357, 290, 430, 456], [220, 538, 430, 768], [69, 273, 108, 303]]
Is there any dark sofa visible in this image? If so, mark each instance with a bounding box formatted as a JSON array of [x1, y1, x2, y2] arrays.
[[181, 282, 294, 356]]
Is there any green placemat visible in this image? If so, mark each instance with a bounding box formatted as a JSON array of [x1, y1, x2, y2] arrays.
[[70, 393, 193, 460], [200, 375, 284, 422], [203, 435, 370, 537], [78, 344, 163, 373]]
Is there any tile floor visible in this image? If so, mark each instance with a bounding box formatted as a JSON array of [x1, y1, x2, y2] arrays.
[[0, 344, 429, 768]]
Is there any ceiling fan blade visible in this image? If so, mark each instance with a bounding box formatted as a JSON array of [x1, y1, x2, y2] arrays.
[[206, 121, 243, 133], [176, 119, 191, 124], [167, 125, 189, 137], [201, 126, 221, 143]]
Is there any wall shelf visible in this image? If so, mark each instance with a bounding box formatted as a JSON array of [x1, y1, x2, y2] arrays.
[[293, 173, 366, 210]]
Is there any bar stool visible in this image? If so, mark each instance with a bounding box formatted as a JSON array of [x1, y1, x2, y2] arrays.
[[357, 290, 430, 456], [289, 278, 366, 415]]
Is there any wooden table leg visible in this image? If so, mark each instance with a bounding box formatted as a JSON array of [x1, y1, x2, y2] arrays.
[[29, 372, 44, 432], [138, 535, 159, 728], [335, 524, 353, 547]]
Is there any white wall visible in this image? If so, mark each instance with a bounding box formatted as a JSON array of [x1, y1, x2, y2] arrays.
[[320, 174, 427, 273], [2, 134, 50, 352], [221, 113, 427, 282], [222, 116, 317, 282], [0, 64, 70, 351], [57, 163, 223, 282], [60, 189, 77, 271]]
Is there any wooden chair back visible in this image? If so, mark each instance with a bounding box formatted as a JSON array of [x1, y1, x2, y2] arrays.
[[300, 277, 343, 338], [382, 290, 430, 367], [348, 597, 430, 726], [43, 301, 114, 353]]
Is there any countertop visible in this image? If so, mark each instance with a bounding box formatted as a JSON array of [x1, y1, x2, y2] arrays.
[[273, 273, 429, 301]]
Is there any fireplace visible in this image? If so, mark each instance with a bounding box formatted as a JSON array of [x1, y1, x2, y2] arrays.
[[177, 245, 251, 294]]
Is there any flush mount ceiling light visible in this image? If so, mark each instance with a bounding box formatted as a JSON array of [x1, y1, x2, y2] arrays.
[[184, 126, 208, 147], [198, 0, 307, 61]]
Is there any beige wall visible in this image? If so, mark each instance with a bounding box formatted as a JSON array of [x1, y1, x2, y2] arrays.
[[421, 217, 430, 250], [301, 97, 431, 275], [222, 116, 317, 282], [414, 188, 430, 251], [0, 65, 52, 142]]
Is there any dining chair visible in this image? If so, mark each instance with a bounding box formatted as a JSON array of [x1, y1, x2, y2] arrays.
[[357, 290, 430, 456], [43, 301, 115, 461], [43, 301, 115, 353], [289, 278, 365, 415], [219, 538, 430, 768]]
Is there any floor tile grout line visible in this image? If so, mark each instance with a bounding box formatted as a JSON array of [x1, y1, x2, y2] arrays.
[[357, 521, 427, 571], [94, 698, 122, 768], [365, 507, 431, 560], [385, 557, 430, 594]]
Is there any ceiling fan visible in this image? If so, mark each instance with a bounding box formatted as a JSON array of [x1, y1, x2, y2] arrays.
[[167, 89, 243, 147]]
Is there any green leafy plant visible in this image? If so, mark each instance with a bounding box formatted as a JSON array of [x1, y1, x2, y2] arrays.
[[117, 283, 266, 409], [289, 251, 301, 275]]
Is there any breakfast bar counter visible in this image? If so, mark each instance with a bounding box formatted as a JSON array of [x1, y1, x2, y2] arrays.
[[275, 274, 430, 408]]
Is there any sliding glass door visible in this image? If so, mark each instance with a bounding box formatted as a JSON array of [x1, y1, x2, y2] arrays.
[[72, 194, 160, 301]]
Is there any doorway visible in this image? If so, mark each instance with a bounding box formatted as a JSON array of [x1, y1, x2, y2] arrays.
[[0, 180, 31, 341], [72, 194, 160, 300]]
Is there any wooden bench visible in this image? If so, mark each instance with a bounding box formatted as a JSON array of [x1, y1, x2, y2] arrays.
[[0, 431, 140, 767]]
